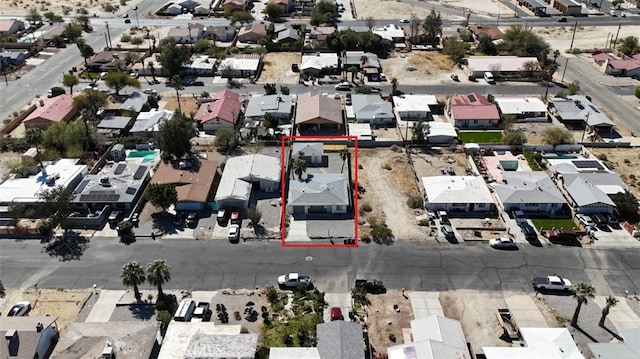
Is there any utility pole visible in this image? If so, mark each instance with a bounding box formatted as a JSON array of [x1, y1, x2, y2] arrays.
[[581, 112, 590, 143], [569, 21, 578, 50], [133, 5, 140, 28], [497, 12, 501, 27], [514, 0, 518, 18], [105, 22, 112, 49], [561, 57, 569, 83], [613, 23, 622, 49], [605, 33, 611, 49]]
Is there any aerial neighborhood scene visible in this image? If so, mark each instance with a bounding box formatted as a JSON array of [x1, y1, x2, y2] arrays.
[[4, 0, 640, 357]]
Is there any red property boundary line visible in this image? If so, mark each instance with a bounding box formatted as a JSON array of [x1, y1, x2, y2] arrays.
[[280, 135, 359, 248]]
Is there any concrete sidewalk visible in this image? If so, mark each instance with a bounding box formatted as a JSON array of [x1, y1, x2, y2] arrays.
[[408, 292, 444, 320], [85, 290, 126, 322], [595, 296, 640, 331], [505, 294, 549, 328]]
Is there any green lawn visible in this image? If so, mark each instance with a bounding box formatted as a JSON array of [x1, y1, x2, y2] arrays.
[[457, 131, 503, 144], [531, 218, 579, 231]]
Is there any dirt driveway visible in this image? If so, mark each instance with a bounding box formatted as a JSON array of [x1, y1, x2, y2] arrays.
[[258, 53, 301, 85], [358, 148, 426, 241]]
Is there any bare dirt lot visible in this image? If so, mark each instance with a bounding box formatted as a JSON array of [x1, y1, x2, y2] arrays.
[[257, 52, 300, 85], [358, 148, 427, 241], [589, 148, 640, 198], [0, 0, 127, 16], [409, 147, 469, 180], [163, 96, 199, 115], [365, 290, 414, 354], [353, 0, 510, 20], [536, 25, 640, 53], [379, 52, 454, 85]]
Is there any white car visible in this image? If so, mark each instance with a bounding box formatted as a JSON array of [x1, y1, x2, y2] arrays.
[[228, 224, 240, 242], [533, 275, 572, 291], [399, 19, 410, 23], [277, 273, 312, 288], [7, 301, 31, 316], [489, 237, 517, 250], [576, 214, 595, 228], [334, 82, 352, 90]]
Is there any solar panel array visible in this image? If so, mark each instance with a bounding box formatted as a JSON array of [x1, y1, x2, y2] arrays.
[[114, 163, 127, 175], [125, 187, 137, 195], [79, 190, 120, 202], [74, 179, 90, 194], [572, 160, 604, 170], [133, 166, 147, 180]]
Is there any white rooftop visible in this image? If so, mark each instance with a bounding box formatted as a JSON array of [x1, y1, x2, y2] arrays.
[[301, 53, 339, 70], [348, 123, 373, 140], [483, 327, 584, 359], [372, 24, 405, 41], [219, 57, 260, 72], [131, 109, 174, 134], [388, 316, 471, 359], [214, 154, 280, 202], [495, 97, 547, 114], [422, 176, 493, 205], [427, 122, 457, 138], [0, 158, 87, 204], [190, 55, 216, 70], [393, 95, 438, 112], [158, 322, 241, 359]]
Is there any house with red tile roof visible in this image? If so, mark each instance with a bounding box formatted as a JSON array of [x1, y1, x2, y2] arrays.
[[592, 52, 640, 78], [467, 24, 504, 42], [23, 93, 81, 130], [194, 89, 241, 133], [446, 93, 500, 129]]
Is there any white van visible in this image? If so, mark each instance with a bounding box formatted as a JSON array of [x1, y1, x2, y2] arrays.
[[173, 299, 195, 322], [484, 72, 495, 84], [484, 71, 496, 84]]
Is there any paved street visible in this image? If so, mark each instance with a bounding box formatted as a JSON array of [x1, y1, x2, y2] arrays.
[[1, 238, 639, 296]]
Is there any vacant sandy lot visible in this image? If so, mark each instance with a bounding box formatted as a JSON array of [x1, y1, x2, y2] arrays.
[[379, 52, 454, 85], [366, 290, 414, 353], [353, 0, 510, 20], [358, 148, 427, 241], [0, 0, 126, 16], [589, 148, 640, 197], [537, 25, 640, 53], [258, 52, 300, 85], [164, 96, 199, 115]]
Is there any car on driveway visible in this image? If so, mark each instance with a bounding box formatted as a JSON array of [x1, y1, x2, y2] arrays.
[[334, 82, 352, 91], [228, 224, 240, 243], [533, 275, 572, 291], [186, 213, 199, 228], [7, 301, 31, 316], [489, 237, 517, 250], [217, 209, 228, 224], [230, 210, 240, 224], [441, 224, 455, 238], [576, 214, 595, 228], [331, 307, 343, 321]]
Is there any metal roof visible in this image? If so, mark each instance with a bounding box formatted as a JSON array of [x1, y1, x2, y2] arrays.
[[287, 173, 349, 207]]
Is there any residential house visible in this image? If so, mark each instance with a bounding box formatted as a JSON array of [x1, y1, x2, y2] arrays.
[[393, 94, 438, 121], [295, 92, 343, 133], [422, 176, 495, 212], [316, 321, 364, 359], [195, 89, 241, 133], [426, 122, 458, 144], [204, 25, 237, 42], [158, 322, 257, 359], [72, 161, 151, 211], [548, 95, 615, 133], [189, 55, 216, 75], [244, 94, 294, 124], [388, 316, 472, 359], [166, 0, 211, 15], [483, 327, 584, 359], [0, 19, 25, 35], [237, 22, 267, 43], [223, 0, 247, 13], [23, 93, 80, 129], [350, 94, 395, 127], [130, 53, 165, 77], [348, 123, 373, 141], [0, 158, 87, 207], [589, 327, 640, 359], [0, 51, 25, 70], [372, 24, 405, 44], [131, 109, 174, 137], [292, 142, 325, 166], [268, 0, 294, 12], [52, 321, 159, 359], [495, 97, 548, 122], [39, 22, 66, 42], [287, 173, 350, 215], [97, 114, 134, 137], [214, 154, 280, 214], [447, 93, 501, 129], [402, 24, 428, 45], [86, 50, 130, 72], [300, 52, 339, 77], [467, 24, 504, 42], [310, 26, 336, 42], [605, 54, 640, 78], [464, 56, 539, 79], [343, 51, 381, 76], [0, 316, 59, 359], [167, 24, 204, 44], [151, 159, 218, 211], [491, 171, 567, 214], [548, 0, 582, 16], [218, 54, 262, 78], [275, 28, 300, 44], [120, 91, 148, 113]]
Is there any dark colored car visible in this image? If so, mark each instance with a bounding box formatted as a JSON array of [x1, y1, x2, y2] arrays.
[[217, 209, 228, 224], [331, 307, 343, 321], [545, 229, 578, 243], [186, 213, 199, 228], [521, 223, 538, 240], [591, 214, 608, 228], [557, 17, 567, 22], [606, 214, 620, 227]]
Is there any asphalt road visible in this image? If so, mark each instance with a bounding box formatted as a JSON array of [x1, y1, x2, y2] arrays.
[[1, 238, 639, 295]]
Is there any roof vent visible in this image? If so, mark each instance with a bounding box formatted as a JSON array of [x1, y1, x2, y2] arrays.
[[207, 104, 212, 112], [100, 177, 111, 186], [5, 329, 17, 341], [36, 323, 44, 332]]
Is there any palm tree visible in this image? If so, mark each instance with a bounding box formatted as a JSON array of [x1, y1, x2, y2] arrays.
[[598, 295, 619, 327], [348, 66, 359, 83], [391, 77, 399, 96], [148, 61, 157, 83], [291, 158, 307, 180], [359, 55, 368, 83], [339, 148, 349, 173], [121, 261, 146, 301], [570, 282, 596, 327], [147, 260, 171, 298], [169, 75, 183, 114]]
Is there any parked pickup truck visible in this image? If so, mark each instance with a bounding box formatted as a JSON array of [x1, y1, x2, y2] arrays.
[[191, 302, 212, 322], [355, 278, 386, 293], [532, 275, 572, 291], [277, 273, 312, 289]]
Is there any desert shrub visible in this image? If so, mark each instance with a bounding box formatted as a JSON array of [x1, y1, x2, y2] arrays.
[[406, 195, 423, 209]]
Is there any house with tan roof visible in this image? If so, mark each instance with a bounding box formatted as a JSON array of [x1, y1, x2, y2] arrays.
[[224, 0, 248, 13], [295, 92, 343, 134], [23, 93, 81, 129], [86, 50, 130, 72], [0, 19, 25, 35], [167, 24, 204, 44], [194, 89, 242, 133], [467, 24, 504, 42], [151, 159, 218, 211], [237, 22, 267, 43], [268, 0, 294, 12], [446, 92, 500, 129]]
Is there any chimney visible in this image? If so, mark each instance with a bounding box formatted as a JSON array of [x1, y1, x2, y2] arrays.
[[36, 323, 44, 333], [39, 99, 45, 107], [207, 104, 211, 112]]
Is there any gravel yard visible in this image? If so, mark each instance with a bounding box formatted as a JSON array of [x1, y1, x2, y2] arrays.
[[365, 290, 414, 354], [209, 289, 270, 335], [257, 53, 301, 85]]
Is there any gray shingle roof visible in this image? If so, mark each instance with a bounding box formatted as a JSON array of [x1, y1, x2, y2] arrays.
[[288, 173, 349, 207], [292, 142, 323, 157], [564, 176, 616, 207], [549, 95, 614, 127], [244, 94, 293, 118], [492, 172, 566, 205], [351, 94, 394, 122], [316, 321, 364, 359]]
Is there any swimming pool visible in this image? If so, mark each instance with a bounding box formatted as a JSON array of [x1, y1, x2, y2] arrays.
[[127, 150, 158, 163]]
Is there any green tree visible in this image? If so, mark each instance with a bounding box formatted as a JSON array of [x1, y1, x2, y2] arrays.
[[42, 120, 93, 154], [25, 128, 43, 146], [73, 89, 108, 129], [567, 81, 580, 95], [75, 39, 95, 66], [502, 132, 527, 145], [598, 295, 619, 327], [147, 61, 157, 83], [365, 16, 376, 31], [37, 186, 75, 226], [280, 86, 290, 95], [146, 260, 171, 298], [542, 126, 573, 146], [391, 77, 399, 96], [157, 112, 193, 160], [121, 261, 146, 301], [248, 207, 262, 226], [290, 158, 307, 180], [310, 0, 336, 26], [610, 191, 639, 221], [230, 11, 254, 25], [264, 3, 284, 19], [63, 23, 83, 41], [168, 75, 183, 114], [442, 36, 470, 63], [130, 37, 144, 47], [369, 217, 394, 244], [500, 25, 550, 60], [219, 64, 237, 84], [265, 285, 279, 305], [635, 86, 640, 100], [158, 38, 190, 77], [477, 34, 497, 55], [49, 86, 65, 97], [339, 148, 349, 173], [43, 11, 63, 23], [355, 85, 372, 94], [570, 282, 596, 327], [75, 15, 90, 31], [422, 9, 442, 46], [264, 83, 277, 95], [26, 8, 42, 25], [619, 36, 640, 56], [144, 183, 178, 211], [193, 39, 212, 54], [104, 72, 141, 96], [214, 127, 238, 152], [62, 73, 79, 94], [412, 119, 427, 143]]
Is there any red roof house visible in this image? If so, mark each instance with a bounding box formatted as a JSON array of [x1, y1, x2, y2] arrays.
[[447, 93, 500, 129], [23, 93, 81, 129], [195, 89, 241, 133]]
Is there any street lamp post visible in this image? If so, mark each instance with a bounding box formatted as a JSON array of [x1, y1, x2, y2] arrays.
[[133, 6, 140, 28]]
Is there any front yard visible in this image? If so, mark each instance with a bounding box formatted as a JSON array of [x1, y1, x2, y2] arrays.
[[457, 131, 503, 144], [531, 218, 579, 231]]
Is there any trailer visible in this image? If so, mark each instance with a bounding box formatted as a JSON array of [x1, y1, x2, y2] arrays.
[[496, 308, 519, 340]]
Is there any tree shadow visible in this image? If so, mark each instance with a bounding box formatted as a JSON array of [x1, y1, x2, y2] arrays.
[[571, 324, 599, 343], [128, 304, 156, 320], [601, 325, 623, 341], [43, 236, 90, 261]]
